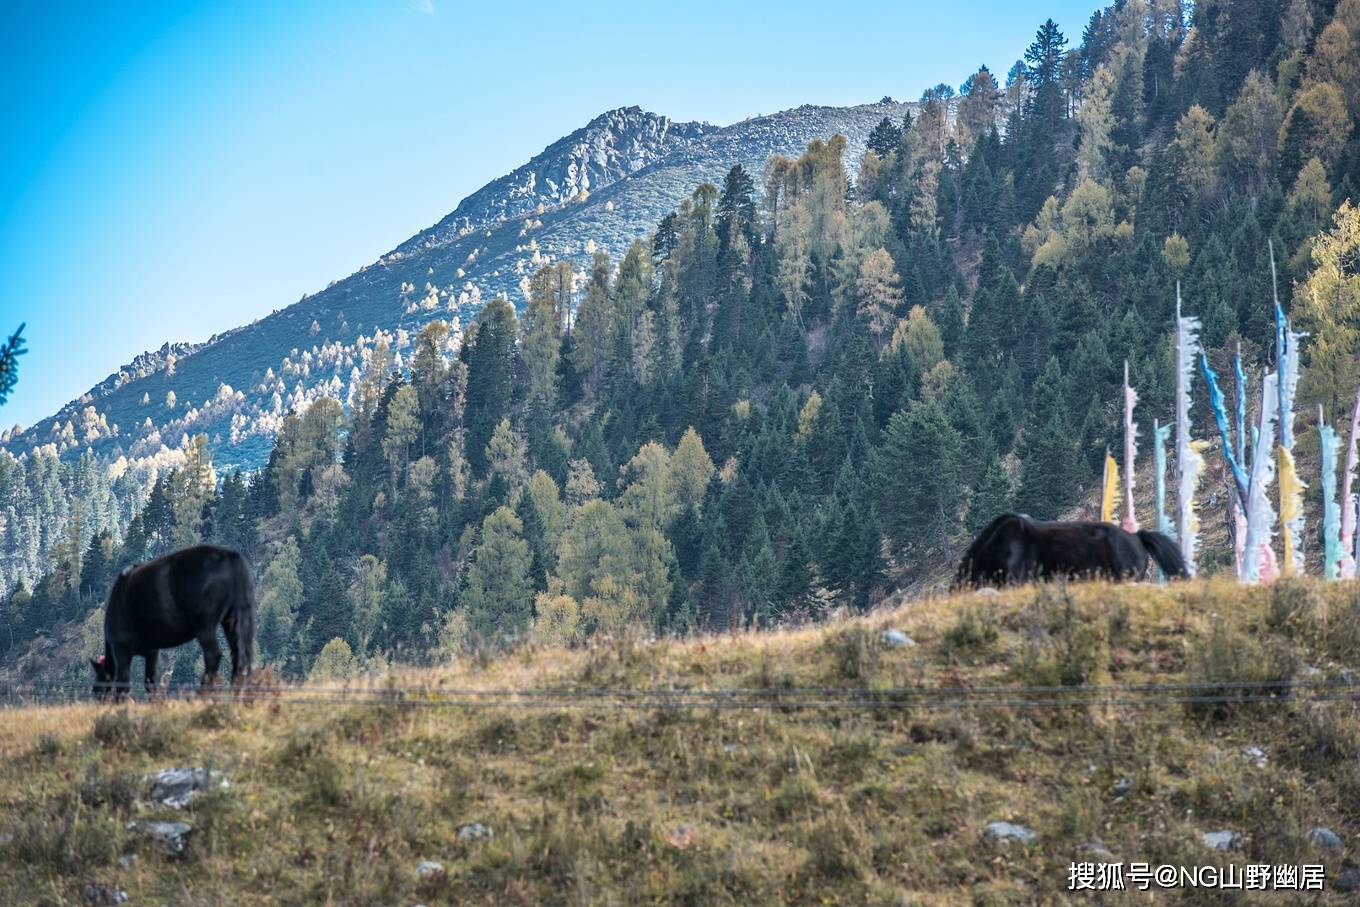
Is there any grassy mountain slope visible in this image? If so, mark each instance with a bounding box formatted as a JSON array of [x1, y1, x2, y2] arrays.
[[3, 578, 1358, 905]]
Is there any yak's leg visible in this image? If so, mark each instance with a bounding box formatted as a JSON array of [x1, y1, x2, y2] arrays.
[[143, 650, 160, 700], [198, 634, 223, 691], [111, 644, 135, 703]]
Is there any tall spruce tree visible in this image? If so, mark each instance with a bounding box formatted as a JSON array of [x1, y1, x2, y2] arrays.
[[874, 398, 963, 560], [463, 506, 533, 639], [462, 299, 518, 476], [1014, 357, 1083, 519]]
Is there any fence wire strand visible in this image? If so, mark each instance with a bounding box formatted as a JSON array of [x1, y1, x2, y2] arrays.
[[2, 675, 1358, 712]]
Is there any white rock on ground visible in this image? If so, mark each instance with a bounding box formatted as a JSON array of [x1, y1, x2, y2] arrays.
[[128, 820, 193, 857], [983, 821, 1037, 846], [79, 883, 128, 905], [1201, 830, 1243, 851], [457, 823, 493, 842], [882, 629, 915, 648], [145, 767, 228, 808]]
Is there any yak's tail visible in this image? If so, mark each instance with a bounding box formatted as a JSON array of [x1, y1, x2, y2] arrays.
[[224, 552, 257, 683], [1137, 530, 1188, 579]]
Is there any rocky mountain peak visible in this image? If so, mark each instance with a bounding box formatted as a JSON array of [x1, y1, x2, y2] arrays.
[[400, 106, 714, 253]]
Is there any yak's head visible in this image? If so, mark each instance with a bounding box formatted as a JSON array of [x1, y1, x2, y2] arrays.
[[90, 654, 114, 699]]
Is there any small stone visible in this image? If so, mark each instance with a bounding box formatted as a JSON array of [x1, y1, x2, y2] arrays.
[[79, 884, 128, 905], [1336, 868, 1360, 893], [721, 743, 738, 755], [982, 821, 1037, 846], [1242, 746, 1268, 769], [666, 823, 698, 850], [1201, 830, 1242, 851], [130, 820, 193, 858], [117, 854, 137, 869], [415, 860, 446, 883], [1112, 777, 1132, 797], [1309, 826, 1343, 851], [882, 629, 915, 648], [146, 767, 228, 809], [457, 822, 492, 842]]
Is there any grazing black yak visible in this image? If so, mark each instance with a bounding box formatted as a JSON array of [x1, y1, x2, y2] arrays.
[[954, 513, 1188, 588], [91, 544, 255, 699]]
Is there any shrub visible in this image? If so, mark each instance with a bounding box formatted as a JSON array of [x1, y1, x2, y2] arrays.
[[1012, 586, 1109, 687], [274, 721, 334, 768], [78, 764, 140, 812], [822, 625, 880, 681], [300, 750, 347, 809], [90, 708, 176, 756], [800, 810, 868, 883], [1264, 578, 1322, 635], [308, 637, 359, 683], [941, 607, 999, 663], [1185, 622, 1295, 721], [31, 732, 65, 759], [9, 810, 121, 875]]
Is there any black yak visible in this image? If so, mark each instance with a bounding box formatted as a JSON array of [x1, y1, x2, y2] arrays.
[[91, 544, 255, 699], [954, 513, 1188, 588]]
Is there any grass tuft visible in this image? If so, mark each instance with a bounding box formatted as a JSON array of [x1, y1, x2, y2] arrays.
[[90, 708, 178, 756]]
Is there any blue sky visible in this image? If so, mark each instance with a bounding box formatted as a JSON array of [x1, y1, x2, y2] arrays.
[[0, 0, 1102, 431]]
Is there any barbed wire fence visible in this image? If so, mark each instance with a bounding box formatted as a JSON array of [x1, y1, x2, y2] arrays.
[[2, 675, 1358, 712]]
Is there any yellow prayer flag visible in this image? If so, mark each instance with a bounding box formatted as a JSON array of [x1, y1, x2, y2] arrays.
[[1101, 451, 1119, 524]]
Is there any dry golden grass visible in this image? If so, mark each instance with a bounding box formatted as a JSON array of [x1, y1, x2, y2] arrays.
[[2, 579, 1359, 905]]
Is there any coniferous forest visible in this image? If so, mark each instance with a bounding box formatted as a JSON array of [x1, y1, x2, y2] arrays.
[[7, 0, 1360, 684]]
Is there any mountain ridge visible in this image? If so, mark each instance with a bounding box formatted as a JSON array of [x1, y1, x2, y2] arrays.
[[1, 98, 914, 472], [397, 106, 716, 252]]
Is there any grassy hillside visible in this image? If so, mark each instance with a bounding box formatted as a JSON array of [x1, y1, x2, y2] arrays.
[[3, 578, 1360, 905]]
